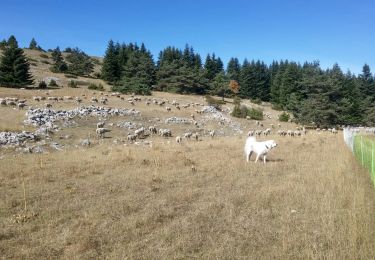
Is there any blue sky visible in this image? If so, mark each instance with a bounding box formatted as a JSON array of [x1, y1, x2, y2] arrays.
[[1, 0, 374, 74]]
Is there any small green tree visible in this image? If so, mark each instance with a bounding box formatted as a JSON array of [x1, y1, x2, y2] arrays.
[[50, 47, 68, 73], [29, 38, 38, 49], [279, 112, 290, 122]]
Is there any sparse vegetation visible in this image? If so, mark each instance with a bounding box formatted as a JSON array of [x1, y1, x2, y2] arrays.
[[88, 82, 104, 91], [279, 111, 290, 122], [205, 95, 225, 109], [39, 53, 49, 59], [231, 104, 263, 120], [67, 80, 77, 88], [48, 79, 58, 87], [38, 80, 47, 89]]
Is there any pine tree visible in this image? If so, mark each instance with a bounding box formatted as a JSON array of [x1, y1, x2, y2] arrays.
[[0, 35, 33, 87], [50, 47, 68, 73], [65, 48, 94, 76], [227, 58, 241, 81], [29, 38, 38, 49], [101, 40, 121, 83]]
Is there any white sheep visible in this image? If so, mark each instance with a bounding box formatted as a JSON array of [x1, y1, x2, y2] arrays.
[[96, 128, 111, 138], [209, 130, 215, 138], [184, 132, 192, 139], [176, 136, 182, 143], [127, 133, 137, 142], [148, 126, 157, 134]]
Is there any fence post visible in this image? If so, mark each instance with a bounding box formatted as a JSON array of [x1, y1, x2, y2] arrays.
[[361, 136, 364, 165]]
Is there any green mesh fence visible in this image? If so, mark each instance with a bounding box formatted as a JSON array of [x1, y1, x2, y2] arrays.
[[353, 135, 375, 186]]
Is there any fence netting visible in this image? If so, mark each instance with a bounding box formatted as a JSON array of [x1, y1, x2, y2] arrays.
[[343, 127, 375, 186]]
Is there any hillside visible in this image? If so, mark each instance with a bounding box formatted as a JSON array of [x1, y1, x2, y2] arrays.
[[0, 49, 374, 259]]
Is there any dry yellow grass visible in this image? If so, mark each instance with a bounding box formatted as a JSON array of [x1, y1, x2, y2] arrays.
[[1, 134, 374, 259], [0, 83, 374, 258]]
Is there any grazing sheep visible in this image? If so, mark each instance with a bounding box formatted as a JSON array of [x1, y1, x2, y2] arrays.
[[331, 128, 338, 134], [166, 106, 171, 112], [91, 97, 98, 103], [145, 101, 150, 105], [0, 99, 6, 105], [255, 130, 262, 137], [45, 103, 52, 108], [75, 97, 82, 103], [97, 122, 105, 128], [176, 136, 182, 143], [287, 130, 294, 137], [294, 130, 301, 136], [190, 114, 195, 120], [17, 102, 27, 109], [278, 123, 281, 128], [64, 96, 73, 100], [209, 130, 215, 138], [248, 130, 255, 136], [159, 128, 172, 137], [184, 132, 192, 139], [263, 128, 271, 135], [134, 127, 145, 137], [148, 126, 157, 134], [129, 100, 135, 106], [192, 132, 199, 141], [96, 128, 111, 138], [33, 96, 41, 102], [127, 133, 137, 142], [48, 97, 58, 102], [100, 97, 107, 104], [6, 100, 16, 106]]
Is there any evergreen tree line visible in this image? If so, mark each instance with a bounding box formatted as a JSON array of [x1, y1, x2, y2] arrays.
[[101, 40, 375, 127], [1, 35, 374, 126]]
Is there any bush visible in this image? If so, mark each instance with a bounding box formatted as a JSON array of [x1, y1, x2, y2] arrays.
[[250, 98, 262, 105], [88, 83, 104, 91], [49, 79, 58, 87], [68, 80, 78, 88], [231, 105, 263, 120], [93, 72, 101, 79], [38, 81, 47, 89], [279, 112, 290, 122], [205, 95, 225, 109], [272, 103, 284, 111], [39, 53, 49, 59]]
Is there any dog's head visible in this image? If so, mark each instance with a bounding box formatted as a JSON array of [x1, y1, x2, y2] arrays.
[[265, 140, 277, 150]]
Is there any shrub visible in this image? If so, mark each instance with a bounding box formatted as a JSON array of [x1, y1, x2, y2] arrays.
[[250, 98, 262, 105], [233, 96, 241, 106], [93, 72, 101, 79], [68, 80, 78, 88], [39, 53, 49, 59], [38, 81, 47, 89], [49, 79, 58, 87], [231, 105, 263, 120], [279, 112, 290, 122], [272, 103, 284, 111], [205, 95, 225, 109], [88, 83, 104, 91]]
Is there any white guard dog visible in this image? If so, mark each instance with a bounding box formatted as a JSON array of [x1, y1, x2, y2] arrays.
[[244, 136, 277, 163]]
